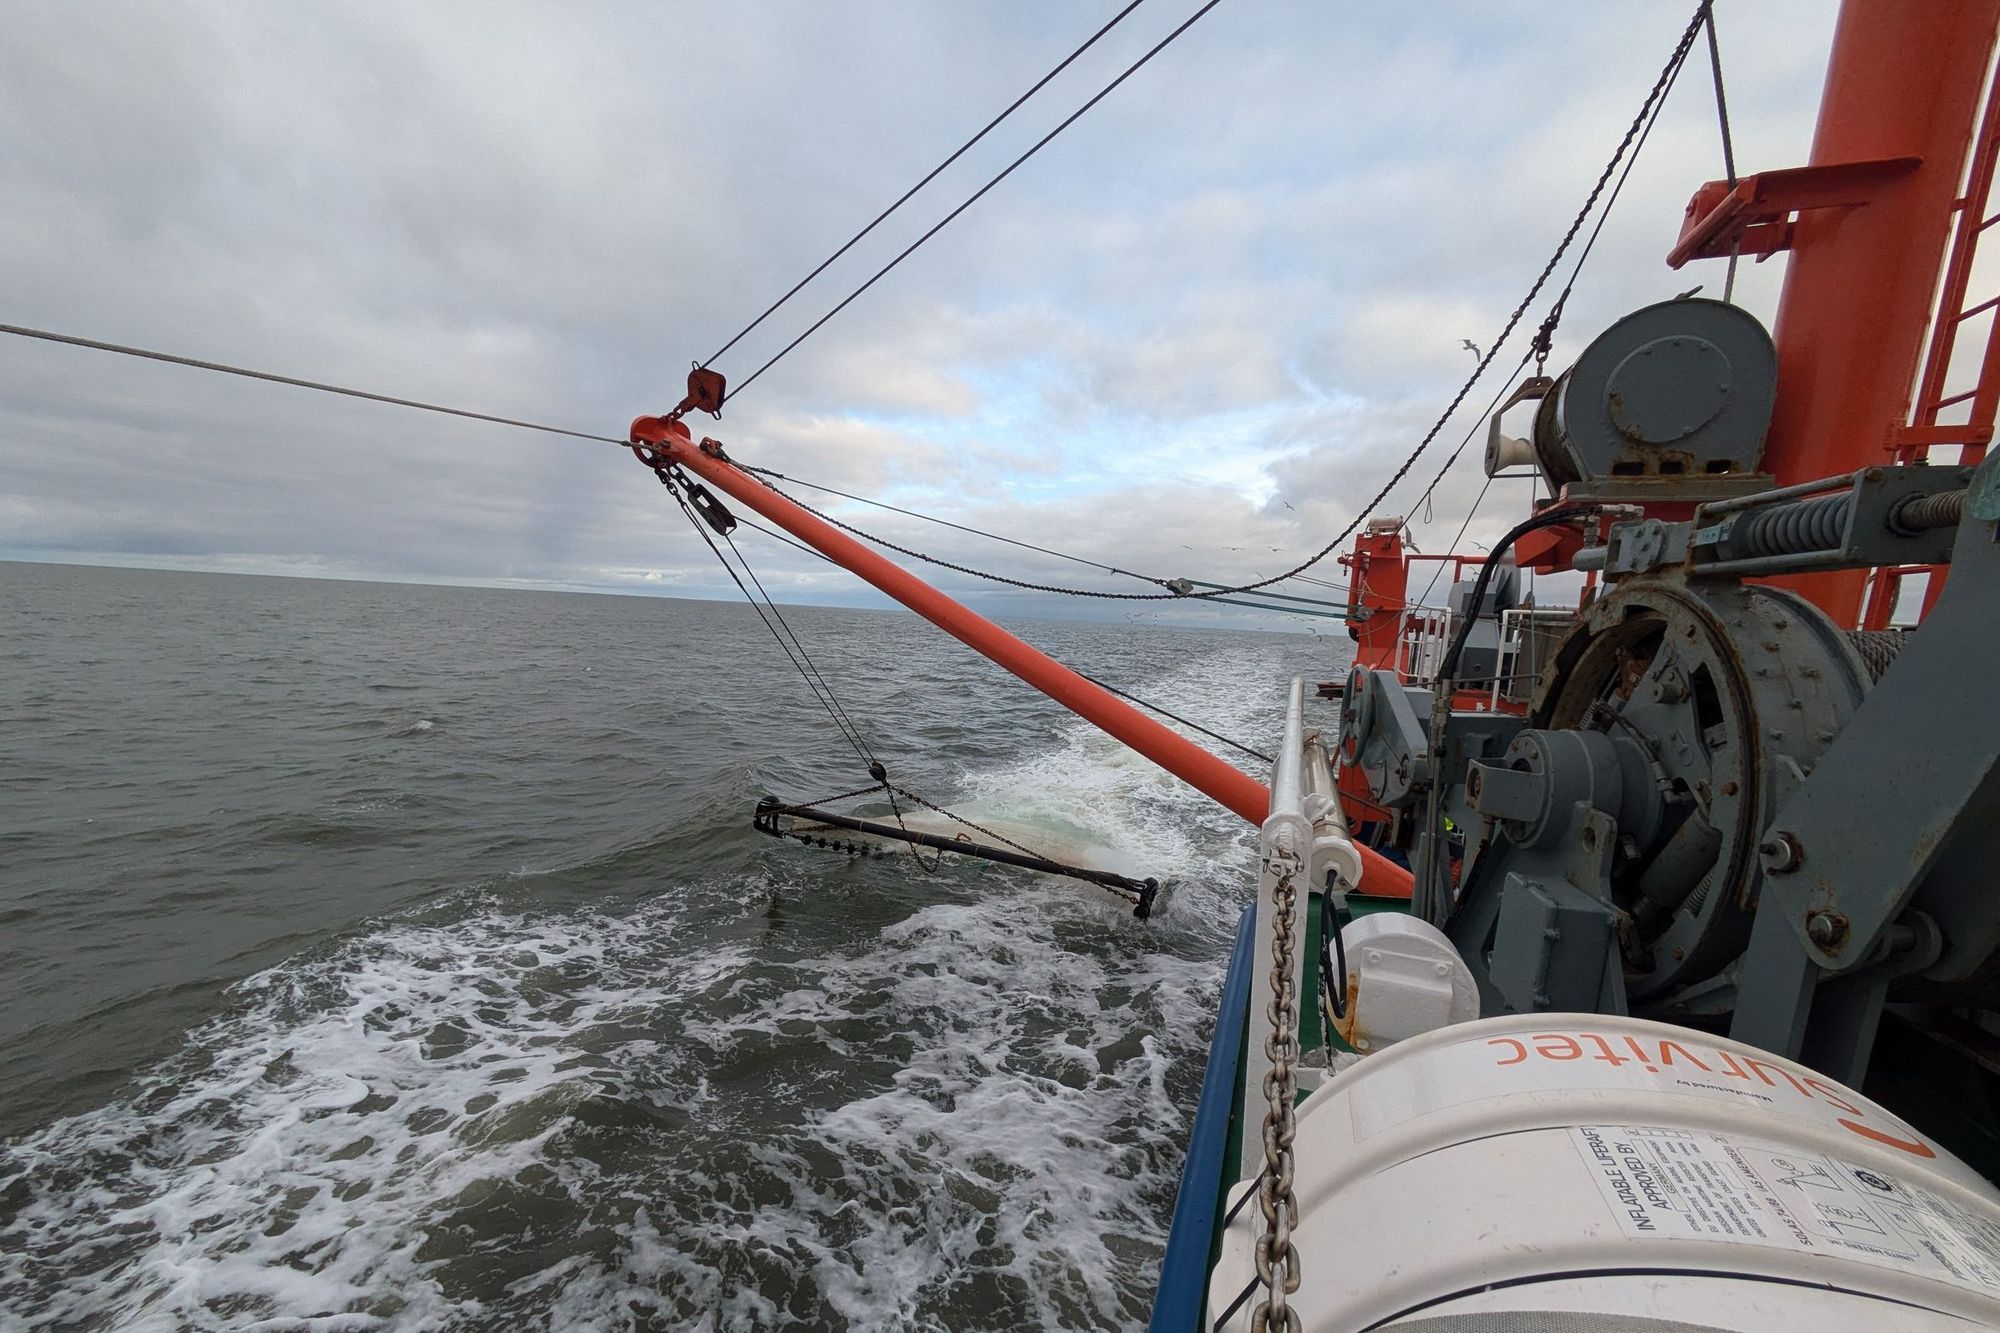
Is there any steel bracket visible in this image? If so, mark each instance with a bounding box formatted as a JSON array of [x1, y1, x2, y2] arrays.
[[1691, 463, 1970, 577], [1759, 454, 2000, 975], [1667, 156, 1923, 269]]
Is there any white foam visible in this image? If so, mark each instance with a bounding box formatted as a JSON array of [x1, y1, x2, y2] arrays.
[[2, 635, 1323, 1330], [0, 897, 747, 1331]]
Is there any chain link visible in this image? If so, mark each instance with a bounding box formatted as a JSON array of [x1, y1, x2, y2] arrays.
[[1252, 863, 1303, 1333], [766, 781, 890, 814], [887, 784, 1050, 861]]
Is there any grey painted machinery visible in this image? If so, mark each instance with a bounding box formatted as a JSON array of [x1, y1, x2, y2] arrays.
[[1338, 296, 2000, 1093]]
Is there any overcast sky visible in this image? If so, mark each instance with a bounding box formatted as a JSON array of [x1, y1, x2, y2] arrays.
[[1, 1, 1839, 630]]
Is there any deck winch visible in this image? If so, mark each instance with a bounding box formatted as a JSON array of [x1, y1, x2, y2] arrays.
[[1335, 294, 2000, 1089], [1450, 578, 1883, 1009]]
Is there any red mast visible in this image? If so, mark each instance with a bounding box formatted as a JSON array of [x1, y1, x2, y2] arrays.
[[1673, 0, 2000, 625]]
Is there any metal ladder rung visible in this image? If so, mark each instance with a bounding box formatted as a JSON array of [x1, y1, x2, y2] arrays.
[[1953, 293, 2000, 323]]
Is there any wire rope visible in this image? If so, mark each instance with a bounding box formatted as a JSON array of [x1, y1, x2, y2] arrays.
[[704, 0, 1152, 367], [0, 323, 624, 446], [721, 0, 1230, 402]]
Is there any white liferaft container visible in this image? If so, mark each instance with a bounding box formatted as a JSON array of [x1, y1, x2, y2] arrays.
[[1211, 1013, 2000, 1332]]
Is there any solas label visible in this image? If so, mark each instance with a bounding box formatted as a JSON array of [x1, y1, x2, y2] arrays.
[[1573, 1126, 2000, 1300], [1347, 1027, 1937, 1159]]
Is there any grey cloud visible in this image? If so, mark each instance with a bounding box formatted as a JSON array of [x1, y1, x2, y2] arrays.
[[3, 0, 1838, 632]]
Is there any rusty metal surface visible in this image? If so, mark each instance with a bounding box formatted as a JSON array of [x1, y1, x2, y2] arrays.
[[1538, 298, 1777, 492], [1441, 575, 1871, 1008], [1758, 454, 2000, 980]]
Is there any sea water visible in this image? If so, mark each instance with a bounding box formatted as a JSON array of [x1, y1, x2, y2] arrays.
[[0, 561, 1345, 1331]]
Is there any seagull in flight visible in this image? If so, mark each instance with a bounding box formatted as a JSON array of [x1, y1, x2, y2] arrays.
[[1461, 339, 1482, 359]]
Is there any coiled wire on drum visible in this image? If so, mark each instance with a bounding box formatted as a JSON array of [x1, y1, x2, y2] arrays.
[[1844, 628, 1911, 684]]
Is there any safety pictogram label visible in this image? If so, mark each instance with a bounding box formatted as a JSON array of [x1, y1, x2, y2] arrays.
[[1572, 1125, 2000, 1300]]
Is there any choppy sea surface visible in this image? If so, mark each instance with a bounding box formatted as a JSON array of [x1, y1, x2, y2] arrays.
[[0, 560, 1345, 1331]]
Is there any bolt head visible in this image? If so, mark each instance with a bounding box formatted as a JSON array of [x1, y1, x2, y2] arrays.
[[1759, 832, 1805, 874], [1806, 910, 1849, 953]]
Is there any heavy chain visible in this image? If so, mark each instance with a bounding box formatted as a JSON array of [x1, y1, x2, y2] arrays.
[[1252, 863, 1303, 1333]]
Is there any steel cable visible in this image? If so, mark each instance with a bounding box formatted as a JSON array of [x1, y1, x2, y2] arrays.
[[733, 0, 1714, 599], [0, 323, 625, 446], [704, 0, 1152, 367], [734, 466, 1167, 586], [721, 0, 1230, 403]]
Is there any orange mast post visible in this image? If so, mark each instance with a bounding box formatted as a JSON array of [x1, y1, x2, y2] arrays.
[[631, 416, 1415, 898], [1750, 0, 1998, 624]]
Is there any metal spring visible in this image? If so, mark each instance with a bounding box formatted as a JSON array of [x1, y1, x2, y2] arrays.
[[1893, 488, 1966, 534], [1734, 491, 1852, 557]]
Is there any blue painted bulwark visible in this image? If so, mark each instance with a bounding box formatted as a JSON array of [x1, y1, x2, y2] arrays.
[[1148, 906, 1257, 1333]]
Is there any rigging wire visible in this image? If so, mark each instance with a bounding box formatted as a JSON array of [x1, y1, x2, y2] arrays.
[[664, 475, 876, 766], [737, 513, 840, 565], [1077, 671, 1273, 765], [1412, 474, 1495, 614], [736, 466, 1163, 585], [1, 4, 1713, 620], [1393, 12, 1698, 601], [722, 527, 880, 765], [1150, 0, 1715, 600], [1704, 5, 1742, 302], [0, 323, 625, 446], [732, 0, 1717, 598], [663, 473, 952, 872], [720, 0, 1229, 404], [737, 466, 1352, 612], [735, 470, 1347, 615], [744, 467, 1178, 597], [1705, 5, 1737, 187], [704, 0, 1152, 368], [667, 473, 1156, 877]]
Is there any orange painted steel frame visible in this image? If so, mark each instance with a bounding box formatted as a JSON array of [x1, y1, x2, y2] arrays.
[[1340, 524, 1408, 674], [1746, 0, 1999, 625], [631, 417, 1416, 898]]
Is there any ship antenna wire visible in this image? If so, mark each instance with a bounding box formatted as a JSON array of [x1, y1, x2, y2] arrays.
[[720, 0, 1229, 404], [722, 0, 1720, 596], [0, 323, 626, 445], [703, 0, 1153, 368]]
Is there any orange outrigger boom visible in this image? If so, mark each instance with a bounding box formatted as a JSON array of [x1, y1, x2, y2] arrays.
[[630, 413, 1415, 898]]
